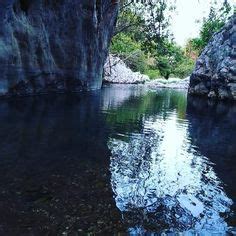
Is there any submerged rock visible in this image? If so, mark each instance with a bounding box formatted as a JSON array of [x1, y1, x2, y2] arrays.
[[103, 55, 150, 84], [188, 14, 236, 100], [0, 0, 118, 96]]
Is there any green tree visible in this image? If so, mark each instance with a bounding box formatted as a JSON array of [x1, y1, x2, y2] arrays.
[[188, 0, 233, 54], [110, 0, 194, 79], [156, 41, 194, 79]]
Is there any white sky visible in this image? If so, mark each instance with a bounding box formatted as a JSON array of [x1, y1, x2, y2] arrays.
[[171, 0, 235, 46]]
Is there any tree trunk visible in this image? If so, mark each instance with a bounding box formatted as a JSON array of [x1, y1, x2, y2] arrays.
[[164, 73, 170, 80], [0, 0, 119, 96]]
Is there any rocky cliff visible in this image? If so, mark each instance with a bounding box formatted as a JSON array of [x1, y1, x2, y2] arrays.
[[188, 14, 236, 100], [0, 0, 119, 96]]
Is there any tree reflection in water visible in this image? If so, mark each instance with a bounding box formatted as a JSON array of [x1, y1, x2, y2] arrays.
[[0, 85, 234, 235], [108, 98, 233, 234]]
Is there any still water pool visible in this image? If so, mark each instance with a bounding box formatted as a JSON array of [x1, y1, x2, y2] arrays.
[[0, 85, 235, 235]]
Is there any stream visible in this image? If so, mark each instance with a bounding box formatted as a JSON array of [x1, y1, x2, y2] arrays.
[[0, 84, 235, 235]]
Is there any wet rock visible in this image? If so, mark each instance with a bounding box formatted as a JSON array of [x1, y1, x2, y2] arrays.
[[189, 14, 236, 100]]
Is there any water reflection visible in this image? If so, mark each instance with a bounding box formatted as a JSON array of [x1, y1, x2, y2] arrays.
[[0, 93, 122, 235], [0, 85, 235, 234], [187, 97, 236, 199], [108, 89, 234, 234]]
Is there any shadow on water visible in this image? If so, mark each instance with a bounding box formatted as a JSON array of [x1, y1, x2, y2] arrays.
[[187, 97, 236, 227], [0, 92, 123, 235], [0, 84, 235, 235]]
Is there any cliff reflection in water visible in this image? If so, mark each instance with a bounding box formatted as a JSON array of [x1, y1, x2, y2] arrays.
[[108, 90, 235, 234], [0, 85, 235, 234]]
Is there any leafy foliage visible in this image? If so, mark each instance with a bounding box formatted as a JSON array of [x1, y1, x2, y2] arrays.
[[187, 1, 233, 55], [110, 0, 234, 80], [172, 57, 195, 79], [111, 33, 141, 54]]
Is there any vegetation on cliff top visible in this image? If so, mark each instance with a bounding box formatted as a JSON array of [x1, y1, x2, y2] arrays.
[[110, 0, 234, 80]]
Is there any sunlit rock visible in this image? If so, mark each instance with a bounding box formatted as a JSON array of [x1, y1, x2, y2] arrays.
[[103, 55, 150, 84], [146, 77, 190, 89]]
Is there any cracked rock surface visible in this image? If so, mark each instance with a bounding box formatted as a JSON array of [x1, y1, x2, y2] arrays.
[[0, 0, 118, 96], [188, 14, 236, 100]]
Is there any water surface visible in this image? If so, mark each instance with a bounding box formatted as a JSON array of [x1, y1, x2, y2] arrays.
[[0, 85, 235, 235]]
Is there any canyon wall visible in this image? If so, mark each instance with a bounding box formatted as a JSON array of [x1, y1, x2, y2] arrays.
[[0, 0, 119, 96]]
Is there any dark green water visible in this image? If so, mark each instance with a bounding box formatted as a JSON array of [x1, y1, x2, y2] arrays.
[[0, 85, 235, 235]]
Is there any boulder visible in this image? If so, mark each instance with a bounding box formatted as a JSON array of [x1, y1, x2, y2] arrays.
[[103, 55, 150, 84], [188, 14, 236, 100]]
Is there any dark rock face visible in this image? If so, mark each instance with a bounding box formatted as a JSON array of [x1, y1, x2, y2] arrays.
[[188, 14, 236, 100], [0, 0, 119, 96]]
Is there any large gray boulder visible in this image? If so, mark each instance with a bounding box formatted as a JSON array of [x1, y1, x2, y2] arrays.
[[103, 55, 150, 84], [0, 0, 119, 96], [188, 14, 236, 100]]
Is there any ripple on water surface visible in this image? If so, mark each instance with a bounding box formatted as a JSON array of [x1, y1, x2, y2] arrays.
[[106, 86, 235, 234], [0, 85, 235, 235]]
